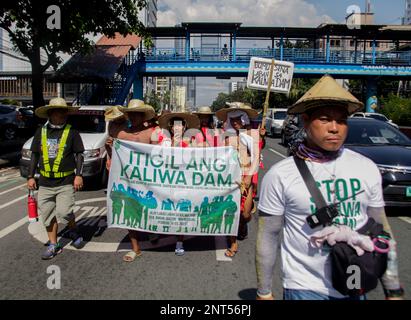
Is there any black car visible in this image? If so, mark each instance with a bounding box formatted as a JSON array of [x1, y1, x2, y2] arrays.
[[345, 118, 411, 207]]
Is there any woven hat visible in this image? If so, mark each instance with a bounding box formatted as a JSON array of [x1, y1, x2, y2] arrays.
[[193, 106, 214, 115], [215, 101, 258, 121], [288, 75, 364, 115], [104, 106, 125, 122], [35, 97, 78, 119], [120, 99, 156, 121], [158, 112, 200, 129]]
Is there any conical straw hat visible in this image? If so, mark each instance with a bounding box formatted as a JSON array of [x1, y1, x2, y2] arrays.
[[193, 106, 214, 115], [158, 112, 200, 129], [104, 105, 125, 122], [120, 99, 156, 121], [35, 97, 78, 119], [215, 102, 258, 121], [288, 75, 363, 115]]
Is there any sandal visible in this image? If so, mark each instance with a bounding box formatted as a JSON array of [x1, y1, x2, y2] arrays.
[[123, 250, 142, 262], [224, 248, 238, 258]]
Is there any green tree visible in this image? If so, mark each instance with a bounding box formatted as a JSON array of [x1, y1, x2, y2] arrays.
[[144, 91, 162, 113], [380, 94, 411, 126], [0, 0, 150, 108]]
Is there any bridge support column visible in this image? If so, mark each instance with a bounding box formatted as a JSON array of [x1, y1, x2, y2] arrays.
[[365, 78, 378, 113], [133, 76, 144, 100]]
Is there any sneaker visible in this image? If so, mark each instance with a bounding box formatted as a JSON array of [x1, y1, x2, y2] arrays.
[[65, 229, 83, 249], [175, 241, 185, 256], [41, 243, 62, 260]]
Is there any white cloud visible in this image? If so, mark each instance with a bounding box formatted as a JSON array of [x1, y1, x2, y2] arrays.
[[158, 0, 334, 27]]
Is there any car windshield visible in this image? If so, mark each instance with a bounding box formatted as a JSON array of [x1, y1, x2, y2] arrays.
[[274, 111, 287, 120], [366, 114, 387, 122], [67, 112, 106, 133], [345, 119, 411, 146]]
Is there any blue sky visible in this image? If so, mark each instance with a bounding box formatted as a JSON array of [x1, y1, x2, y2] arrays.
[[305, 0, 405, 24], [156, 0, 408, 106]]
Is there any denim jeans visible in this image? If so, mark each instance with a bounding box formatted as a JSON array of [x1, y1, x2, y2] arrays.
[[283, 288, 367, 300]]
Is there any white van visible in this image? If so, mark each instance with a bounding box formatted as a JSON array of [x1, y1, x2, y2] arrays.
[[265, 108, 288, 137], [19, 105, 109, 187]]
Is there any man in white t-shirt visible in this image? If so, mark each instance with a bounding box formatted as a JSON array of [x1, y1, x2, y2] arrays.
[[255, 75, 404, 300]]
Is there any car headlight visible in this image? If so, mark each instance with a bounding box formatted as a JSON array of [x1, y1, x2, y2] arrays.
[[21, 148, 32, 160], [377, 164, 411, 175], [84, 149, 101, 160]]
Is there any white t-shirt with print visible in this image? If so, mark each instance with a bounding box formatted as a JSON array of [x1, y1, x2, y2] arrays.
[[258, 148, 385, 298]]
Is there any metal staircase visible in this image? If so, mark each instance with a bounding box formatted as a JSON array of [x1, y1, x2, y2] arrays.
[[107, 53, 141, 105]]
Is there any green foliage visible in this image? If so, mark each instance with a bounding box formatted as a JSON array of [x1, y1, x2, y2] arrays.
[[380, 94, 411, 126], [0, 0, 150, 107], [1, 98, 20, 106], [211, 78, 317, 112], [144, 91, 162, 113]]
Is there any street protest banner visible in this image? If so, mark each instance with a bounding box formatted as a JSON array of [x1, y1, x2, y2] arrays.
[[247, 57, 295, 94], [107, 139, 242, 236]]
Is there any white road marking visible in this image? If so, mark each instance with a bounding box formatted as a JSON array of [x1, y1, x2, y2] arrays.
[[0, 194, 29, 210], [215, 236, 232, 262], [0, 217, 27, 239], [399, 216, 411, 225], [0, 183, 26, 196], [269, 148, 287, 159], [0, 173, 21, 183]]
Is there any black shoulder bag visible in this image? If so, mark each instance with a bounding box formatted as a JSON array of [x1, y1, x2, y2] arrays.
[[294, 156, 389, 297]]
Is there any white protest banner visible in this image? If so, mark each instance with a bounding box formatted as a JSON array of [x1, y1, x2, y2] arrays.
[[107, 139, 242, 236], [247, 57, 295, 94]]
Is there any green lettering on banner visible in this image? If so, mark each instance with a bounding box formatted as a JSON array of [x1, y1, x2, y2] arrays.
[[176, 171, 187, 185], [350, 179, 361, 200], [218, 174, 232, 186], [150, 154, 163, 168], [214, 158, 226, 172], [200, 158, 211, 171], [143, 168, 153, 182], [335, 179, 348, 201], [130, 166, 141, 180], [205, 173, 215, 186], [170, 156, 179, 170], [159, 170, 176, 184], [186, 158, 197, 170], [192, 172, 204, 185], [121, 165, 130, 178]]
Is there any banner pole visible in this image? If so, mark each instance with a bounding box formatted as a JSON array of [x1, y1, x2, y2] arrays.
[[261, 59, 275, 130]]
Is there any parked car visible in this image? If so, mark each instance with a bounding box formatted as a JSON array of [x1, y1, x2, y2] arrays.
[[20, 105, 109, 187], [351, 112, 399, 129], [0, 104, 26, 140], [345, 118, 411, 207], [265, 108, 288, 137]]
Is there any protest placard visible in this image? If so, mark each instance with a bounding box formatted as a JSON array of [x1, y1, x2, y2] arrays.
[[107, 139, 242, 236], [247, 57, 294, 94]]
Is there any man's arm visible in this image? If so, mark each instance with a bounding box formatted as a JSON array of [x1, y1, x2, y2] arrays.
[[255, 211, 284, 300], [367, 206, 404, 299]]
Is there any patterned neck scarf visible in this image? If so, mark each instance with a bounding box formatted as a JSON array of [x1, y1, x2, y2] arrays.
[[295, 141, 343, 163]]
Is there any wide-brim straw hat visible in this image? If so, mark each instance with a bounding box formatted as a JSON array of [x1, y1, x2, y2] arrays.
[[158, 112, 200, 129], [193, 106, 214, 115], [35, 97, 78, 119], [120, 99, 156, 121], [104, 105, 125, 122], [288, 75, 364, 115], [215, 101, 258, 121]]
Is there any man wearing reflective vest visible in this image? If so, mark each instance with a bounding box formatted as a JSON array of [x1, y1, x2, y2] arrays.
[[27, 98, 85, 260]]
